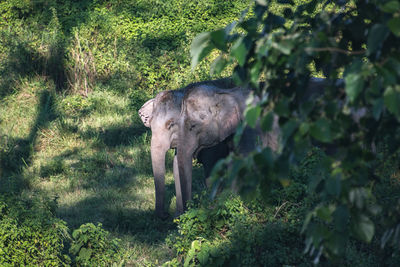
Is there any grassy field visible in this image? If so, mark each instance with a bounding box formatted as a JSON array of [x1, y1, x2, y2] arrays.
[[0, 2, 250, 264], [0, 75, 219, 264]]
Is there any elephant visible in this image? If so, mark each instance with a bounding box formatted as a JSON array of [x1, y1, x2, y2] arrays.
[[138, 79, 235, 218], [176, 84, 280, 213]]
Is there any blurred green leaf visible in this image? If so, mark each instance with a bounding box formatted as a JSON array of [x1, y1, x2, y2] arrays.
[[210, 56, 228, 75], [316, 205, 333, 221], [387, 18, 400, 37], [367, 24, 389, 56], [210, 29, 227, 51], [310, 118, 332, 143], [261, 112, 274, 132], [250, 60, 263, 85], [384, 86, 400, 118], [245, 105, 261, 128], [351, 214, 375, 243], [380, 1, 400, 13], [345, 61, 365, 102], [231, 37, 250, 67], [191, 32, 214, 69]]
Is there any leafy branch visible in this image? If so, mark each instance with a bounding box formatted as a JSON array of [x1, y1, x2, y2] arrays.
[[191, 0, 400, 263]]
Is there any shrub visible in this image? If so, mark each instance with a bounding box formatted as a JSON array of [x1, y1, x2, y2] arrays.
[[0, 195, 70, 266], [69, 223, 124, 266]]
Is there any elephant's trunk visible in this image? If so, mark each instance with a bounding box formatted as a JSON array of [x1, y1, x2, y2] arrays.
[[151, 134, 169, 218], [177, 141, 194, 215]]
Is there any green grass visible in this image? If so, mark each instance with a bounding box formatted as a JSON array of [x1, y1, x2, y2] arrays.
[[0, 76, 212, 265], [0, 1, 250, 264]]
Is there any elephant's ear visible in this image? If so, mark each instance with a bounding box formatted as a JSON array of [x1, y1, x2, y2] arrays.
[[138, 98, 154, 127], [215, 93, 241, 142]]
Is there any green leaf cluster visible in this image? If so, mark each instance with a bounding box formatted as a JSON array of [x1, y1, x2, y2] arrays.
[[191, 0, 400, 262], [70, 223, 123, 266], [0, 195, 70, 266]]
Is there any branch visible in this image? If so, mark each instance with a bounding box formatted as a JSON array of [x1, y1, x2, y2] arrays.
[[305, 47, 366, 55]]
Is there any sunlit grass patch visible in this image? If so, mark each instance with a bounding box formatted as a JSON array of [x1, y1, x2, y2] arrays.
[[0, 77, 52, 139]]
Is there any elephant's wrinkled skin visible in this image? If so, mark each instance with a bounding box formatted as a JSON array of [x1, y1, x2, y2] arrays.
[[176, 85, 280, 213], [138, 79, 235, 218]]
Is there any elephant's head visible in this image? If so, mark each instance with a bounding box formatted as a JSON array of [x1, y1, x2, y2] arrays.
[[139, 90, 184, 217], [176, 85, 250, 209]]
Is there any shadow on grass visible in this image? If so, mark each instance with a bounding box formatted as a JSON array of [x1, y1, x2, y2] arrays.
[[45, 131, 207, 245], [79, 124, 147, 148], [0, 90, 57, 194]]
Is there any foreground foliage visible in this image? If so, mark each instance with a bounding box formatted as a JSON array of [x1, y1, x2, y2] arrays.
[[192, 0, 400, 263], [0, 194, 70, 266], [166, 150, 400, 266]]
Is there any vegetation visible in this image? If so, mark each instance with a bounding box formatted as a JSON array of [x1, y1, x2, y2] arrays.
[[191, 0, 400, 265], [0, 0, 399, 266]]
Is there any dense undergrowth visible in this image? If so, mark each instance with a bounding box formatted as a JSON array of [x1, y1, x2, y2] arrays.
[[0, 0, 399, 266]]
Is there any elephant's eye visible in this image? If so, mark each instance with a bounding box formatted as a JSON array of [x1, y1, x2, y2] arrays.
[[189, 124, 196, 131], [165, 119, 175, 130]]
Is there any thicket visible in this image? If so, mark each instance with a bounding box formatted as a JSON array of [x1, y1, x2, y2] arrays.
[[189, 0, 400, 265]]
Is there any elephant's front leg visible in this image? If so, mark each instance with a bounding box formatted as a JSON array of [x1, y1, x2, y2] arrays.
[[151, 141, 169, 219], [173, 149, 184, 216]]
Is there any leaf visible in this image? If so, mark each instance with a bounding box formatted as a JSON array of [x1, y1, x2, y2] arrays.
[[299, 122, 310, 135], [349, 188, 367, 209], [233, 122, 245, 147], [351, 214, 375, 243], [387, 18, 400, 37], [316, 205, 333, 221], [384, 86, 400, 118], [367, 24, 389, 56], [250, 60, 263, 85], [198, 249, 209, 265], [210, 29, 227, 51], [245, 105, 261, 128], [345, 67, 364, 103], [191, 32, 214, 69], [261, 112, 274, 132], [381, 1, 400, 13], [274, 98, 290, 117], [210, 56, 228, 75], [231, 36, 250, 67], [310, 118, 332, 143]]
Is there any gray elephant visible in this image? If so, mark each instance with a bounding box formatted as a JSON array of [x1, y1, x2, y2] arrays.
[[138, 79, 235, 218], [176, 84, 280, 213]]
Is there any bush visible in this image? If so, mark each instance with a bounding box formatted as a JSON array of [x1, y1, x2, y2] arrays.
[[69, 223, 124, 266], [165, 191, 311, 266], [0, 195, 70, 266]]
